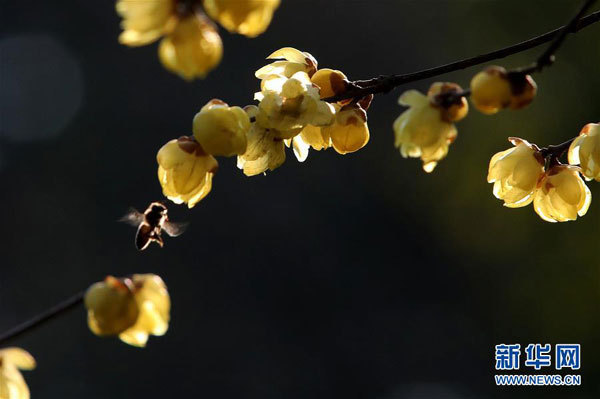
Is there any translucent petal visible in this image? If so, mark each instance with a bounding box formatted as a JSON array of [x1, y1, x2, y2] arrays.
[[0, 349, 35, 371], [267, 47, 308, 64]]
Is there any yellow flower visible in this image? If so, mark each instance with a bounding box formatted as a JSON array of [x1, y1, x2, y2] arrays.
[[116, 0, 177, 46], [0, 348, 35, 399], [85, 276, 139, 336], [326, 104, 370, 155], [255, 72, 335, 139], [470, 66, 537, 115], [119, 274, 171, 347], [85, 275, 171, 347], [203, 0, 280, 38], [193, 99, 250, 156], [159, 14, 223, 80], [393, 86, 460, 172], [282, 68, 352, 161], [487, 138, 545, 208], [310, 68, 349, 99], [568, 123, 600, 181], [255, 47, 318, 80], [533, 165, 591, 223], [237, 106, 286, 176], [427, 82, 469, 122], [157, 137, 218, 208]]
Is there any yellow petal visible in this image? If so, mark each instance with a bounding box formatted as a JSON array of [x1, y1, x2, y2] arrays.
[[267, 47, 310, 64], [203, 0, 280, 38], [0, 348, 35, 371], [116, 0, 176, 46]]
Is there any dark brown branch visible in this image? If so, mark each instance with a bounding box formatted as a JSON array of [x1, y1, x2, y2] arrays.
[[541, 138, 576, 161], [0, 291, 84, 345], [533, 0, 598, 72], [325, 9, 600, 102]]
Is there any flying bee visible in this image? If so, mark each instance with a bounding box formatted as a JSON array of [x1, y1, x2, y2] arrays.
[[120, 202, 187, 250]]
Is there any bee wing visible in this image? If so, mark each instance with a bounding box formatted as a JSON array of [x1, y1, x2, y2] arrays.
[[135, 223, 154, 251], [120, 208, 144, 227], [162, 221, 188, 237]]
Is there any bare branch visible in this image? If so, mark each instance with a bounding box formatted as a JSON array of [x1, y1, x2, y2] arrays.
[[325, 9, 600, 102]]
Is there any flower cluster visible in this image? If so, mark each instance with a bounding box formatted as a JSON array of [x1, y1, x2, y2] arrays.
[[84, 274, 170, 347], [0, 348, 35, 399], [240, 47, 372, 175], [488, 127, 597, 223], [116, 0, 280, 79], [393, 65, 536, 171], [151, 48, 597, 223], [156, 47, 374, 206]]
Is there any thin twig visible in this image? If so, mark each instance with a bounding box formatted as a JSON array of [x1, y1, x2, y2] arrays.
[[541, 138, 576, 160], [325, 9, 600, 102], [533, 0, 598, 72], [0, 291, 84, 345]]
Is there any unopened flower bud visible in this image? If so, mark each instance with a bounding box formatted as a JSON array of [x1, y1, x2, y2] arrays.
[[310, 68, 348, 99], [157, 137, 218, 208], [193, 99, 250, 156], [470, 66, 537, 114], [158, 15, 223, 80], [85, 276, 139, 336], [326, 105, 370, 155]]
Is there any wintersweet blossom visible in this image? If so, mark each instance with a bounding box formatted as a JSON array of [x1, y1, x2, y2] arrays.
[[255, 71, 335, 139], [85, 276, 139, 336], [0, 348, 35, 399], [487, 138, 545, 208], [568, 123, 600, 181], [85, 274, 171, 347], [237, 105, 286, 176], [192, 99, 250, 156], [310, 68, 349, 100], [428, 82, 469, 123], [470, 66, 537, 115], [157, 137, 218, 208], [326, 104, 370, 155], [533, 165, 591, 223], [118, 274, 171, 347], [202, 0, 280, 37], [158, 14, 223, 80], [393, 83, 467, 172]]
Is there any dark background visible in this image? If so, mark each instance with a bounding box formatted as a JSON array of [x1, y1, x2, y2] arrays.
[[1, 0, 599, 398]]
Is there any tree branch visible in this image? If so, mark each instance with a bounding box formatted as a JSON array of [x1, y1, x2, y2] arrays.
[[325, 9, 600, 102], [532, 0, 597, 72], [0, 291, 84, 345]]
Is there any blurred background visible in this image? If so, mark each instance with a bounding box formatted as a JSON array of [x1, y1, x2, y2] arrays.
[[1, 0, 599, 398]]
